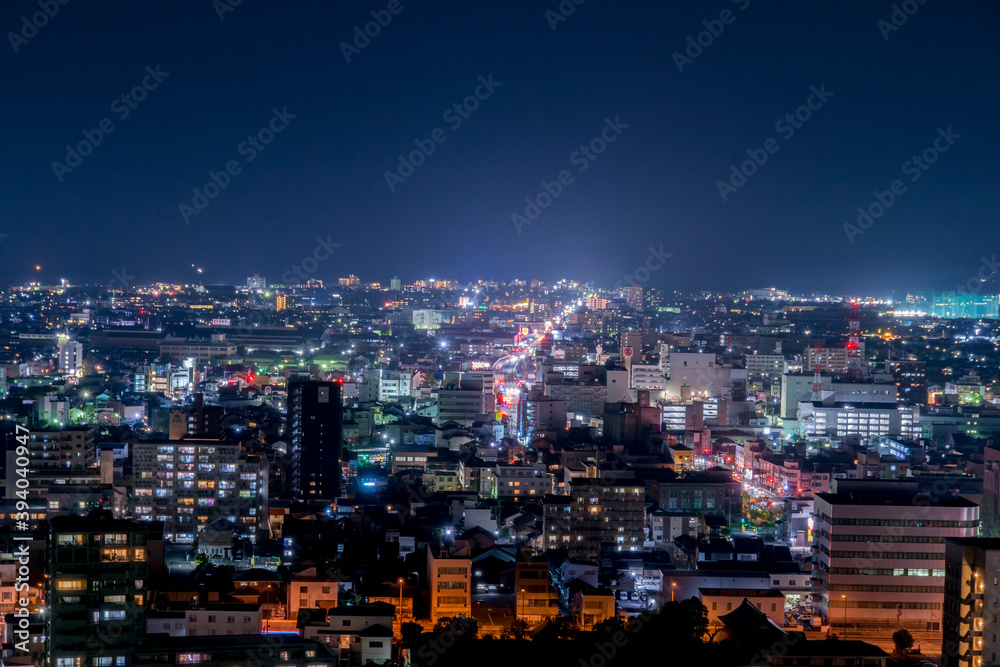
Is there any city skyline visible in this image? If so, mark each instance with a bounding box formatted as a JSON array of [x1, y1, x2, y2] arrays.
[[4, 2, 999, 292]]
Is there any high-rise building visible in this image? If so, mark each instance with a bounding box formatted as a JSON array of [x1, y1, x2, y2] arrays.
[[275, 293, 287, 311], [942, 537, 1000, 667], [390, 275, 401, 291], [17, 426, 96, 471], [542, 479, 645, 558], [625, 285, 643, 311], [47, 512, 159, 667], [288, 380, 343, 500], [812, 480, 979, 637], [132, 439, 268, 543]]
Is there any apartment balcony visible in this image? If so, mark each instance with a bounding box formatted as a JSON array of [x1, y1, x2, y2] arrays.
[[962, 591, 984, 605]]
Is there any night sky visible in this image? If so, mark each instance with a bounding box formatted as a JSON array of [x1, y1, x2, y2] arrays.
[[5, 1, 999, 294]]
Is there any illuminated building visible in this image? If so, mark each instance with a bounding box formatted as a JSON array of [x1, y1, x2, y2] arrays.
[[288, 380, 343, 500], [543, 479, 645, 558], [47, 513, 158, 667], [942, 537, 1000, 667], [132, 439, 268, 543], [813, 480, 978, 635]]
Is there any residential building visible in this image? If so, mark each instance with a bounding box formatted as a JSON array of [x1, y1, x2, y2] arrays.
[[426, 545, 471, 623], [515, 557, 559, 624], [287, 380, 343, 500], [47, 513, 157, 667], [542, 479, 646, 558], [132, 439, 268, 543], [942, 537, 1000, 667]]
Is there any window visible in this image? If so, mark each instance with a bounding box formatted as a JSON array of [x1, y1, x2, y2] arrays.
[[727, 602, 732, 610], [712, 602, 717, 610], [370, 641, 384, 648], [57, 579, 87, 591], [102, 548, 130, 562]]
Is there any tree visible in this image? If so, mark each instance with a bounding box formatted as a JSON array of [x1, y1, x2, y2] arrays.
[[400, 622, 423, 648], [893, 628, 914, 653], [500, 618, 529, 640], [592, 616, 628, 636]]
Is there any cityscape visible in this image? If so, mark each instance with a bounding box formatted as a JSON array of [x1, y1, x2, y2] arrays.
[[4, 2, 1000, 667]]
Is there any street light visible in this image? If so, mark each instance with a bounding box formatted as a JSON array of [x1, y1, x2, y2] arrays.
[[841, 595, 847, 638], [671, 582, 677, 603], [398, 578, 405, 620]]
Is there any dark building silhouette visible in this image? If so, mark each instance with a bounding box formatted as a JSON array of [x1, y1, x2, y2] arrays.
[[287, 380, 343, 499]]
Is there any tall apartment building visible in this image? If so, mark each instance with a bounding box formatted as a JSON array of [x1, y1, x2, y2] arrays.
[[942, 537, 1000, 667], [426, 545, 471, 622], [625, 285, 643, 311], [542, 479, 645, 558], [48, 513, 157, 667], [18, 426, 96, 471], [812, 480, 979, 634], [288, 380, 343, 500], [132, 439, 268, 543]]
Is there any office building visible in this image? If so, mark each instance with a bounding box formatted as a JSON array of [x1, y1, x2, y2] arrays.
[[812, 480, 978, 635]]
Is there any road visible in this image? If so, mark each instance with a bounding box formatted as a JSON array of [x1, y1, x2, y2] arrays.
[[493, 326, 550, 437]]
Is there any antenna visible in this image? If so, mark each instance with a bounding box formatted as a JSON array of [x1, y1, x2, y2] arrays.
[[811, 344, 823, 402]]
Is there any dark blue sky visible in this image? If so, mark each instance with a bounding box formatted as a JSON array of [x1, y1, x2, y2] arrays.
[[4, 1, 999, 294]]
